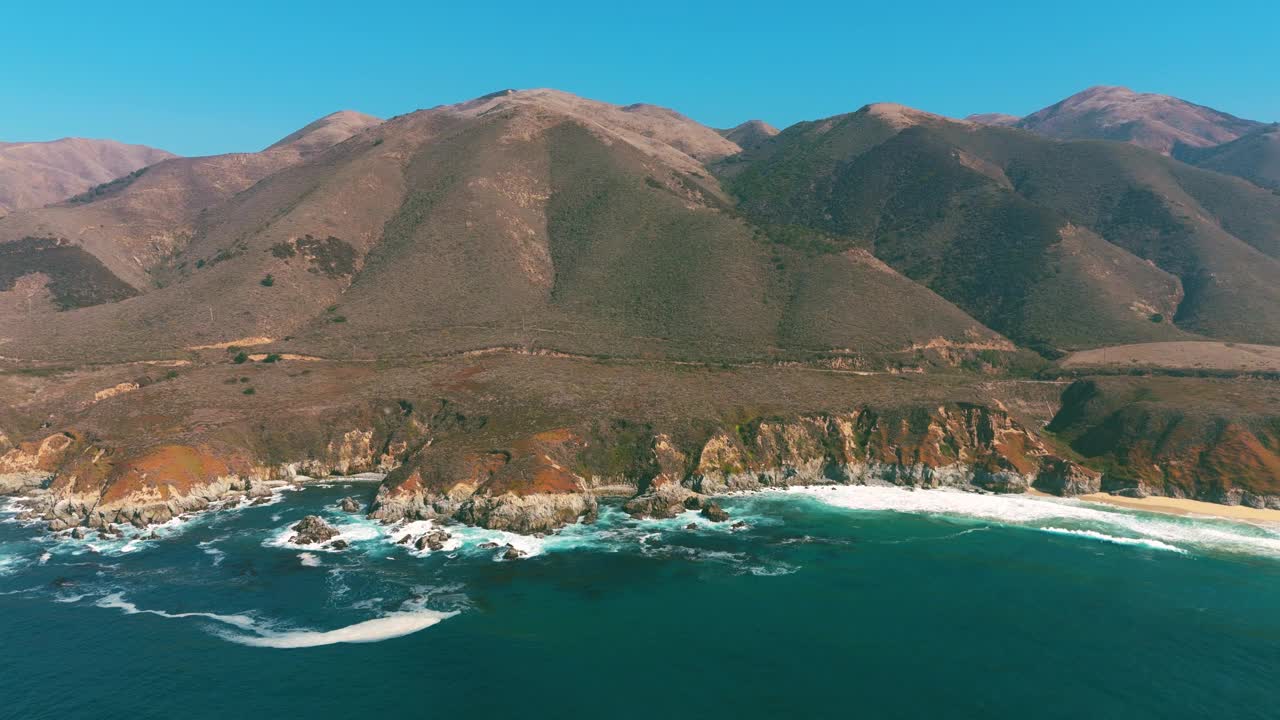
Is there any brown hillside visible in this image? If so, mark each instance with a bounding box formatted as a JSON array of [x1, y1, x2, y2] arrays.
[[0, 138, 174, 213]]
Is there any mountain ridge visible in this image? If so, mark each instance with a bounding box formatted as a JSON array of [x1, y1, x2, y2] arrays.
[[1, 87, 1278, 532], [0, 137, 175, 215]]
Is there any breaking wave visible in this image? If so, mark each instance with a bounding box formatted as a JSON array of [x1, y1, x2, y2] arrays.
[[781, 486, 1280, 557], [94, 592, 457, 649]]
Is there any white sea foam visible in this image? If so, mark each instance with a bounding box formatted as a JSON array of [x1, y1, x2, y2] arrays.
[[298, 552, 321, 567], [95, 592, 261, 630], [781, 485, 1280, 557], [386, 520, 465, 556], [198, 540, 226, 566], [216, 608, 458, 649], [0, 553, 23, 576], [747, 562, 800, 577], [94, 590, 457, 648], [1040, 527, 1187, 554], [264, 515, 381, 552]]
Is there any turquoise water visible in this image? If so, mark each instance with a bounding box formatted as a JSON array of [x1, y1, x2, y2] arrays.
[[2, 482, 1279, 720]]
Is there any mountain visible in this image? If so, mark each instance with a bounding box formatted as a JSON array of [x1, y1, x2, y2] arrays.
[[1175, 124, 1280, 190], [0, 138, 174, 215], [0, 89, 1003, 367], [0, 109, 382, 295], [265, 110, 384, 155], [718, 120, 780, 150], [1, 88, 1278, 534], [722, 101, 1280, 354], [965, 113, 1019, 127], [981, 86, 1266, 155]]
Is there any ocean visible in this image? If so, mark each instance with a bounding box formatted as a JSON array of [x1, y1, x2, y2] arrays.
[[2, 481, 1278, 719]]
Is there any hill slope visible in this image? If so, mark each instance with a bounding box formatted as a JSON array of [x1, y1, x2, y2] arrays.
[[0, 138, 174, 214], [1175, 125, 1280, 190], [722, 102, 1280, 354], [0, 90, 1003, 368], [1011, 86, 1265, 155], [0, 111, 382, 297], [1, 89, 1277, 526], [718, 120, 780, 150]]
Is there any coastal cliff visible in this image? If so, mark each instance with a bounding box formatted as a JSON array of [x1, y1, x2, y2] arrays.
[[4, 367, 1277, 534], [1047, 378, 1280, 508], [367, 403, 1097, 531]]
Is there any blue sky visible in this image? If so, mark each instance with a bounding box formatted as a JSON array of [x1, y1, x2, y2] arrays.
[[5, 0, 1278, 156]]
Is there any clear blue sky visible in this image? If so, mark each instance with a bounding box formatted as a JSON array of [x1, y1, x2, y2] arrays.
[[5, 0, 1278, 156]]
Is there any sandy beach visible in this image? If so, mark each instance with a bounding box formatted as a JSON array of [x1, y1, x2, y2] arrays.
[[1077, 492, 1280, 524]]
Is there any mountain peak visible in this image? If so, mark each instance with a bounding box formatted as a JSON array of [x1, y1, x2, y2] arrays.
[[718, 119, 779, 150], [966, 113, 1020, 127], [266, 110, 383, 154], [430, 88, 741, 166], [0, 137, 175, 213], [859, 102, 946, 129], [1018, 86, 1264, 154]]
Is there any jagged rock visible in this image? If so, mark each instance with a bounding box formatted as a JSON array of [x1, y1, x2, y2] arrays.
[[624, 483, 698, 519], [291, 515, 339, 545], [414, 530, 451, 552], [251, 497, 272, 506], [396, 534, 412, 544], [328, 539, 349, 550], [1113, 487, 1148, 499], [1034, 458, 1102, 496], [502, 545, 527, 560], [70, 527, 87, 540], [339, 496, 361, 513], [700, 503, 730, 522], [456, 493, 596, 534], [478, 541, 500, 549], [682, 495, 704, 510], [146, 531, 160, 540], [731, 520, 749, 529], [685, 522, 698, 530]]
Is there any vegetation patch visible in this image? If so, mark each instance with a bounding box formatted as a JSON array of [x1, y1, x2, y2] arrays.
[[268, 235, 356, 278], [67, 167, 149, 204], [0, 236, 138, 310]]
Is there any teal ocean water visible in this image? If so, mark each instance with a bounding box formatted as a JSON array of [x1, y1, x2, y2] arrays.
[[2, 482, 1279, 719]]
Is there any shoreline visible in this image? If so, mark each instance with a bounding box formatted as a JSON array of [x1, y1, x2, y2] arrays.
[[1074, 492, 1280, 524]]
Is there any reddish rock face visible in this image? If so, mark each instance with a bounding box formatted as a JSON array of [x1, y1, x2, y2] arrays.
[[372, 403, 1094, 530], [1047, 379, 1280, 507]]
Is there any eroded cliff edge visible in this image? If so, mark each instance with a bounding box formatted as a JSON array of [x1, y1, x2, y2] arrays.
[[2, 358, 1276, 534]]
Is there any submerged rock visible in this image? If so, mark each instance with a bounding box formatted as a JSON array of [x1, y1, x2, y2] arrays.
[[291, 515, 339, 545], [700, 503, 730, 522], [70, 527, 87, 540], [328, 539, 349, 550], [478, 541, 500, 549], [685, 522, 698, 530], [502, 544, 527, 560]]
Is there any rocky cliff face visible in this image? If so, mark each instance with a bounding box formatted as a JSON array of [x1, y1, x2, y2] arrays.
[[10, 382, 1269, 535], [6, 398, 447, 531], [1048, 379, 1280, 508], [369, 403, 1093, 532]]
